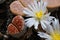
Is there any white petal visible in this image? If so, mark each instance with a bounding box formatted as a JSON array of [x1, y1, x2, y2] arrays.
[[42, 3, 47, 13], [52, 19, 60, 32], [43, 20, 50, 24], [25, 18, 33, 21], [31, 3, 36, 11], [34, 0, 38, 11], [23, 10, 33, 17], [40, 0, 44, 9], [42, 7, 47, 13], [25, 18, 35, 28], [42, 20, 54, 34], [41, 13, 51, 20], [23, 8, 33, 15], [46, 14, 55, 21], [38, 32, 51, 38], [23, 11, 33, 16], [28, 4, 34, 12], [44, 1, 48, 7], [45, 12, 51, 17], [40, 20, 47, 29], [38, 2, 40, 11], [34, 20, 39, 29], [42, 1, 47, 12], [48, 16, 55, 20]]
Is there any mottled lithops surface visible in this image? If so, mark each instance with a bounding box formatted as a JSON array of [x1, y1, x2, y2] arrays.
[[10, 1, 25, 16], [7, 23, 20, 35], [7, 15, 25, 35], [12, 15, 25, 31]]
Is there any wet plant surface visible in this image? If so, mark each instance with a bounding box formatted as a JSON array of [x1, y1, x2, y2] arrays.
[[0, 0, 60, 40]]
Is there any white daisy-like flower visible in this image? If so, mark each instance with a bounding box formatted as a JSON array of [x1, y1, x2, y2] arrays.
[[23, 0, 54, 29], [38, 19, 60, 40]]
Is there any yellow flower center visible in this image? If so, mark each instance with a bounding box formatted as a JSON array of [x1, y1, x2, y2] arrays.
[[51, 32, 60, 40], [35, 10, 44, 20]]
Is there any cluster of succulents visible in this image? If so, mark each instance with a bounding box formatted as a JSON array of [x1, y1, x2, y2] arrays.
[[0, 0, 60, 40]]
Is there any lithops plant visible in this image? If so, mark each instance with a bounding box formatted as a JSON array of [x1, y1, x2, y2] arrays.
[[7, 15, 26, 38], [10, 0, 33, 16], [43, 0, 60, 8], [10, 1, 25, 16]]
